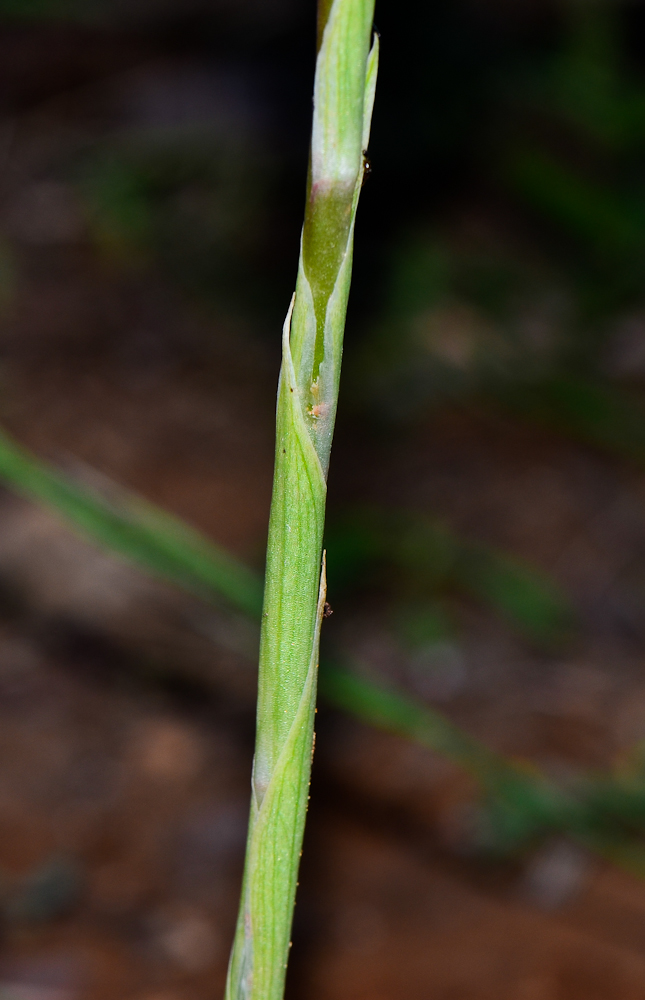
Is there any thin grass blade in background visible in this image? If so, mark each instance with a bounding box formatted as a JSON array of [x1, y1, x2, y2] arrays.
[[3, 423, 645, 872], [0, 427, 263, 619]]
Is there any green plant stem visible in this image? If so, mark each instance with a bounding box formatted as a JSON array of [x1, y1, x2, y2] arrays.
[[225, 4, 377, 998], [5, 428, 645, 876]]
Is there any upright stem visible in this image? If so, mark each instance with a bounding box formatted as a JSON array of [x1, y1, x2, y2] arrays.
[[224, 3, 377, 999]]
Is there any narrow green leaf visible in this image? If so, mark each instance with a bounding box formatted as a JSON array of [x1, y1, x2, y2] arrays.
[[2, 426, 645, 876], [0, 427, 263, 619]]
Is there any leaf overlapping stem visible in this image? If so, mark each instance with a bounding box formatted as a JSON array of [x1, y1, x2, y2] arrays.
[[224, 3, 378, 999]]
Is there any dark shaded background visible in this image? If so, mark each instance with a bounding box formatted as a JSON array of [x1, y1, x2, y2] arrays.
[[3, 1, 645, 998]]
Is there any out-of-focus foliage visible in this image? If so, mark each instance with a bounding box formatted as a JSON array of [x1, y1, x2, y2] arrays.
[[0, 429, 263, 618], [353, 2, 645, 469], [78, 140, 272, 305], [326, 508, 573, 647], [4, 422, 645, 875], [5, 0, 645, 879]]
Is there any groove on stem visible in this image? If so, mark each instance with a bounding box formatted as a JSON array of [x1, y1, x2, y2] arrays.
[[225, 3, 378, 998]]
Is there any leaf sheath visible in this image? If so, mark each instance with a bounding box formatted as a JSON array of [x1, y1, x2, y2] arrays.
[[225, 4, 377, 998]]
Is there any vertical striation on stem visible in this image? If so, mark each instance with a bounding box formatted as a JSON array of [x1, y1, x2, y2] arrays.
[[225, 3, 377, 999]]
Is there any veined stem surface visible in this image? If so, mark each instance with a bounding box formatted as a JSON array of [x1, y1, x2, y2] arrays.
[[224, 3, 378, 999]]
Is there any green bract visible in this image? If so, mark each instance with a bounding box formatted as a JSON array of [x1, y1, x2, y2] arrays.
[[225, 3, 377, 998]]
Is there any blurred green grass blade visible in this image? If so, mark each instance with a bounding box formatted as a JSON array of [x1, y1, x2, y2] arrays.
[[0, 425, 513, 796], [507, 147, 645, 254], [328, 510, 573, 645], [400, 520, 572, 645], [455, 545, 572, 645], [319, 663, 645, 868], [0, 427, 263, 619], [0, 424, 565, 843], [319, 661, 559, 814], [319, 660, 504, 781], [3, 427, 645, 869], [320, 662, 581, 845], [539, 0, 645, 150], [497, 375, 645, 467]]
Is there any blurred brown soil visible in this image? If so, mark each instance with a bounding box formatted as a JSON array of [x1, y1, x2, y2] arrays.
[[2, 26, 645, 1000], [1, 270, 645, 1000]]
